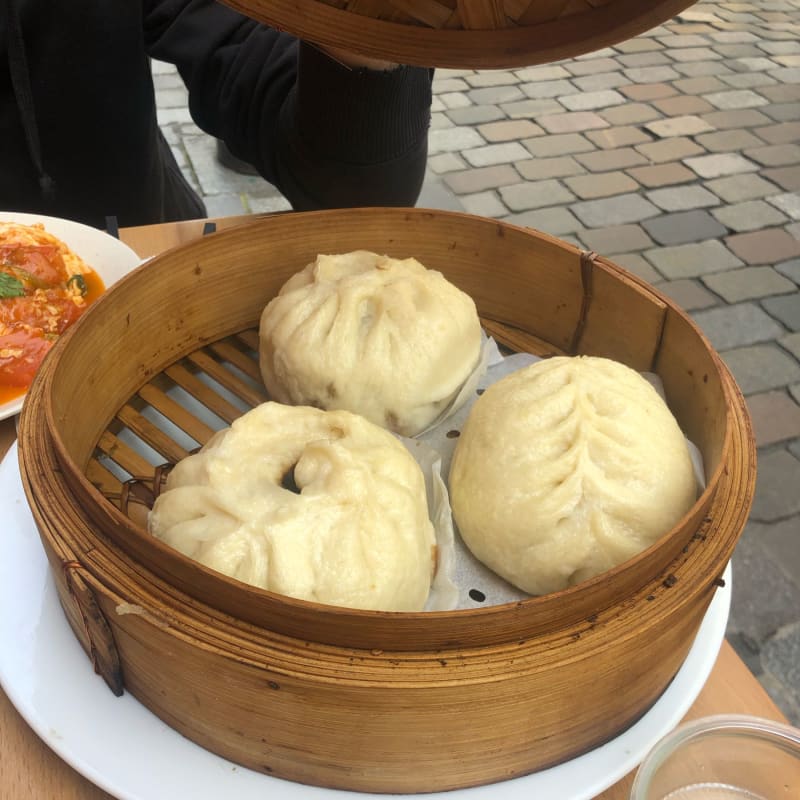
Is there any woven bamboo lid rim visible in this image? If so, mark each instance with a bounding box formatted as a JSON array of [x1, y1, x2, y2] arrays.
[[221, 0, 697, 69]]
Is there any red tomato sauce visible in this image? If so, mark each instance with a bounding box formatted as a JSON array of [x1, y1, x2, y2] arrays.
[[0, 245, 105, 404]]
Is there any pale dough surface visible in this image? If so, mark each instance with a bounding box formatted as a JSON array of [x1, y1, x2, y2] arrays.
[[258, 251, 482, 437], [149, 402, 436, 611], [448, 356, 698, 596]]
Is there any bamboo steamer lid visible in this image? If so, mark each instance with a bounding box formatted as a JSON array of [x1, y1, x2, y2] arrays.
[[220, 0, 696, 68]]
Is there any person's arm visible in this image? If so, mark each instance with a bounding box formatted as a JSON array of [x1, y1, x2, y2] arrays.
[[143, 0, 433, 209]]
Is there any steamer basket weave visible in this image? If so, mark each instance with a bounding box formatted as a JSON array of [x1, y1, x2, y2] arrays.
[[18, 208, 755, 793], [221, 0, 697, 68]]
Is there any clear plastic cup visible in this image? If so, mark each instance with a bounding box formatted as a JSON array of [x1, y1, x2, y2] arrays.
[[630, 714, 800, 800]]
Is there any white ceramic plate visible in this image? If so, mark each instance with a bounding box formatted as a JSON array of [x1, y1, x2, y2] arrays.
[[0, 442, 731, 800], [0, 211, 141, 421]]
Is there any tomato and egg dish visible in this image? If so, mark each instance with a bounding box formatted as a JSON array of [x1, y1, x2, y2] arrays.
[[0, 221, 104, 403]]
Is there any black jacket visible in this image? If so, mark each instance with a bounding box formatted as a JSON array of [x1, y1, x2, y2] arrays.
[[0, 0, 432, 228]]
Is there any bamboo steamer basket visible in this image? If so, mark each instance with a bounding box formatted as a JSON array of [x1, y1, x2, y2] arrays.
[[18, 208, 754, 794], [220, 0, 697, 68]]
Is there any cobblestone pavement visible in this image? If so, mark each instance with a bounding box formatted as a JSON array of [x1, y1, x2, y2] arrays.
[[155, 0, 800, 723]]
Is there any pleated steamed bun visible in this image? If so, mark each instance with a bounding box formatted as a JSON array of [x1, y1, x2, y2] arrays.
[[258, 251, 483, 437], [448, 356, 698, 596], [148, 402, 436, 611]]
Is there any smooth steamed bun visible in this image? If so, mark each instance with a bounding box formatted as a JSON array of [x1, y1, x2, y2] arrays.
[[148, 402, 436, 611], [258, 251, 482, 437], [448, 356, 698, 596]]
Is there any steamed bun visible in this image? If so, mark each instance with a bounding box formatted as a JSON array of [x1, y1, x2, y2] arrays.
[[148, 402, 436, 611], [258, 251, 482, 437], [448, 356, 698, 596]]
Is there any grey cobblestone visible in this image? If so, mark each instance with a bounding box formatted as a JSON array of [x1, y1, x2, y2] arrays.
[[537, 111, 609, 134], [623, 65, 682, 83], [500, 98, 563, 119], [729, 520, 800, 641], [522, 133, 595, 158], [459, 191, 507, 218], [446, 105, 505, 125], [712, 200, 789, 231], [757, 121, 800, 145], [748, 448, 800, 520], [598, 102, 662, 125], [646, 240, 743, 278], [762, 102, 800, 122], [776, 258, 800, 285], [654, 278, 720, 310], [478, 119, 544, 142], [428, 126, 485, 154], [763, 294, 800, 331], [694, 128, 765, 151], [783, 332, 800, 361], [563, 172, 639, 199], [702, 266, 797, 302], [203, 193, 247, 217], [462, 142, 529, 168], [515, 156, 586, 181], [427, 152, 468, 174], [767, 193, 800, 219], [700, 107, 773, 128], [721, 72, 780, 89], [763, 166, 800, 191], [499, 180, 576, 212], [429, 112, 453, 130], [674, 60, 734, 77], [762, 625, 800, 725], [443, 165, 520, 194], [646, 185, 722, 211], [609, 253, 662, 283], [618, 52, 672, 68], [570, 192, 661, 227], [502, 206, 583, 236], [572, 72, 632, 92], [642, 209, 728, 245], [559, 90, 627, 111], [574, 147, 648, 172], [705, 173, 785, 202], [585, 126, 653, 149], [577, 224, 654, 254], [520, 79, 578, 99], [744, 143, 800, 166], [438, 91, 471, 110], [727, 227, 800, 264], [694, 302, 786, 349], [747, 390, 800, 447], [634, 137, 706, 163], [463, 72, 516, 88], [684, 152, 761, 178], [703, 89, 770, 109], [467, 85, 524, 105], [722, 344, 800, 394], [645, 115, 715, 137]]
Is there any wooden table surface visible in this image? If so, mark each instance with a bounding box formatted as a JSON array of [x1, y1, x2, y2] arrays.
[[0, 217, 789, 800]]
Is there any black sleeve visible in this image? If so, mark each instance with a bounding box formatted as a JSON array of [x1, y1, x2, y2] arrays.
[[142, 0, 432, 209]]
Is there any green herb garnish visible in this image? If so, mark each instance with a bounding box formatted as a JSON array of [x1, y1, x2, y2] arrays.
[[67, 274, 88, 296], [0, 272, 25, 299]]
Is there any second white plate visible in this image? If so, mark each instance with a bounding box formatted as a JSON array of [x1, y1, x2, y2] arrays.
[[0, 211, 141, 421]]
